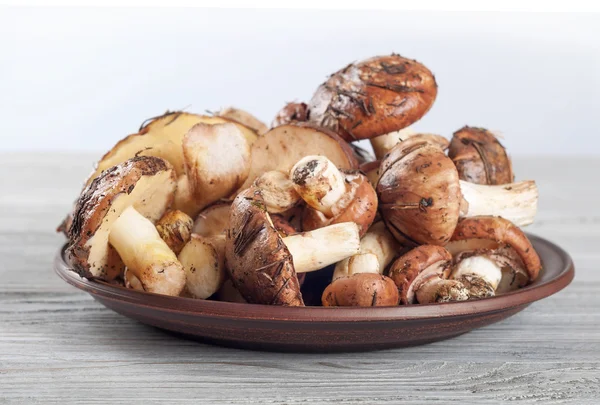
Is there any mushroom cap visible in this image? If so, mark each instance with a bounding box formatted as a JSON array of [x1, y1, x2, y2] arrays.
[[225, 189, 304, 306], [451, 216, 541, 280], [448, 126, 514, 185], [359, 160, 381, 186], [377, 137, 462, 246], [302, 171, 378, 236], [271, 102, 309, 128], [270, 214, 298, 237], [67, 156, 176, 280], [322, 273, 399, 307], [308, 54, 438, 142], [217, 106, 268, 135], [155, 209, 193, 255], [192, 202, 231, 237], [388, 245, 452, 304]]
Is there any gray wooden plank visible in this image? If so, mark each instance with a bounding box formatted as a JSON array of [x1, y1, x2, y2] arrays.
[[0, 153, 599, 404]]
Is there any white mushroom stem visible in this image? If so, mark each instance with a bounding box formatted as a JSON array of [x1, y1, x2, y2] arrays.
[[178, 234, 226, 299], [452, 255, 503, 291], [370, 128, 417, 160], [108, 206, 186, 296], [254, 171, 301, 213], [332, 222, 400, 280], [415, 277, 470, 304], [290, 155, 346, 217], [283, 222, 360, 273], [459, 180, 538, 226]]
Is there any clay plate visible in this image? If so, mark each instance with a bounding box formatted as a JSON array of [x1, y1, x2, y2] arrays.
[[54, 234, 574, 352]]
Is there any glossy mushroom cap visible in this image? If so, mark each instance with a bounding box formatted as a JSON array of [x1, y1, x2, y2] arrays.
[[377, 137, 462, 246], [308, 54, 438, 141], [448, 126, 514, 185], [322, 273, 399, 307], [67, 156, 176, 280]]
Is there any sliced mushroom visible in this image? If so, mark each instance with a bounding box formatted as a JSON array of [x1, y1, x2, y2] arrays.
[[446, 216, 542, 297], [155, 209, 193, 255], [332, 222, 401, 280], [377, 137, 538, 246], [225, 189, 360, 306], [388, 245, 470, 304], [370, 128, 449, 160], [182, 122, 251, 216], [271, 102, 309, 128], [67, 157, 184, 294], [217, 106, 268, 135], [192, 202, 231, 237], [291, 156, 378, 236], [87, 112, 258, 184], [307, 54, 438, 141], [241, 123, 358, 189], [322, 273, 399, 307], [448, 126, 514, 185], [253, 171, 301, 213], [178, 234, 227, 299]]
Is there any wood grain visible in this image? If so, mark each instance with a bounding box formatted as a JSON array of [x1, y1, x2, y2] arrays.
[[0, 153, 598, 404]]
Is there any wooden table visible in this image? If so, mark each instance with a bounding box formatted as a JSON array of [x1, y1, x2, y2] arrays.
[[1, 153, 598, 404]]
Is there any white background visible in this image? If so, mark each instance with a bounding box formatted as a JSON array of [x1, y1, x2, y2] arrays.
[[1, 8, 598, 155]]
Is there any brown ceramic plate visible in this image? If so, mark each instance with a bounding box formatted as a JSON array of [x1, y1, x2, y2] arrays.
[[54, 234, 573, 352]]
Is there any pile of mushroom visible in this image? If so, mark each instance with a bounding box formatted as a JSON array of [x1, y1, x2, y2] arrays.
[[60, 53, 541, 307]]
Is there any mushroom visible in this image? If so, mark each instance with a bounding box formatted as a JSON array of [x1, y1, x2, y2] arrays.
[[241, 123, 358, 189], [178, 234, 227, 299], [291, 156, 378, 236], [359, 160, 381, 187], [332, 221, 401, 280], [225, 189, 360, 306], [377, 137, 538, 246], [307, 54, 438, 141], [192, 202, 231, 237], [271, 102, 309, 128], [123, 268, 144, 291], [155, 209, 193, 255], [181, 122, 251, 216], [66, 156, 185, 296], [370, 127, 449, 160], [253, 171, 301, 214], [448, 126, 514, 185], [445, 216, 542, 297], [216, 279, 247, 303], [322, 273, 399, 307], [217, 106, 268, 135], [388, 245, 470, 304]]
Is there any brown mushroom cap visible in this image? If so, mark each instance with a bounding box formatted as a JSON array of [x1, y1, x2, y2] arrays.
[[377, 137, 462, 246], [307, 54, 438, 142], [271, 215, 298, 237], [271, 102, 309, 128], [451, 216, 541, 280], [155, 209, 193, 255], [67, 156, 176, 280], [302, 171, 378, 236], [359, 160, 381, 187], [322, 273, 399, 307], [225, 189, 304, 306], [387, 245, 452, 304], [448, 126, 514, 185], [192, 202, 231, 237]]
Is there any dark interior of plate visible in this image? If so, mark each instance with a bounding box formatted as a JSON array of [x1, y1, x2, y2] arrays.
[[54, 234, 574, 352]]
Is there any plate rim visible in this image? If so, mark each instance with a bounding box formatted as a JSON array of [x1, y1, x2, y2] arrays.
[[54, 234, 574, 323]]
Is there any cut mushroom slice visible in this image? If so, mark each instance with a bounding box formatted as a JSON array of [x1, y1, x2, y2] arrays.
[[192, 202, 231, 237], [87, 111, 258, 184], [447, 216, 542, 296], [370, 128, 449, 160], [253, 171, 301, 214], [241, 123, 358, 189], [307, 54, 438, 141], [155, 209, 193, 255], [332, 221, 401, 280], [182, 122, 251, 216], [388, 245, 470, 304], [67, 156, 178, 283], [322, 273, 399, 307], [217, 106, 268, 135], [448, 126, 514, 185], [225, 189, 360, 306], [291, 156, 378, 236], [178, 234, 227, 299], [271, 102, 309, 128], [377, 137, 538, 246]]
